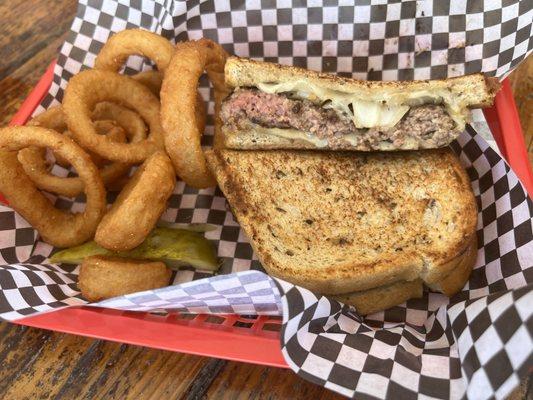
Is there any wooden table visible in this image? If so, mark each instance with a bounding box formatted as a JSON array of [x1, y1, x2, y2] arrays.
[[0, 2, 530, 399]]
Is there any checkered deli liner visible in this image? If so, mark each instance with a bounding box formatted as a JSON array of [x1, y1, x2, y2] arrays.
[[1, 1, 532, 399]]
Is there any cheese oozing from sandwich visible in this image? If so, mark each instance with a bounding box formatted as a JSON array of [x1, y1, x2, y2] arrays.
[[256, 80, 468, 130]]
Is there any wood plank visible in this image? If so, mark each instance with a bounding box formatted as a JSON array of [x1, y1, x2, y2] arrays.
[[0, 323, 213, 400], [0, 323, 345, 400], [205, 361, 344, 400], [0, 0, 76, 125]]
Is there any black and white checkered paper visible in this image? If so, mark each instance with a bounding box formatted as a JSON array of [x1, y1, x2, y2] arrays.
[[1, 1, 532, 399]]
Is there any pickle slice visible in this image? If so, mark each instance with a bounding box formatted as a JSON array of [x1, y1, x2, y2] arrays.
[[49, 227, 219, 271]]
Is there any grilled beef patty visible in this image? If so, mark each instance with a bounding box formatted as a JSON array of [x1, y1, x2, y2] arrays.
[[221, 88, 457, 149]]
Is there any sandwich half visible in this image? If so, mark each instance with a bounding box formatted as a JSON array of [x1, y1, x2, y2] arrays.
[[221, 57, 499, 151], [205, 148, 478, 314]]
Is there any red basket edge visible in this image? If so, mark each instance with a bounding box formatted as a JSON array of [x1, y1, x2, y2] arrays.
[[14, 306, 288, 368], [482, 79, 533, 194], [5, 64, 532, 367]]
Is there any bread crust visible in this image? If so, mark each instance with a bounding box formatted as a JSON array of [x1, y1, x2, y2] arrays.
[[420, 158, 478, 284], [331, 238, 476, 315], [428, 236, 477, 296], [332, 279, 423, 315], [335, 236, 477, 314]]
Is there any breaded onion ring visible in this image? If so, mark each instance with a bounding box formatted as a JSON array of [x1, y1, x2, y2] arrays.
[[28, 105, 67, 132], [132, 70, 163, 97], [95, 151, 176, 251], [29, 106, 131, 168], [92, 102, 147, 142], [160, 39, 229, 188], [94, 29, 175, 74], [29, 107, 71, 169], [131, 70, 207, 133], [0, 126, 106, 248], [29, 104, 147, 147], [73, 121, 127, 167], [79, 255, 171, 302], [55, 120, 127, 168], [17, 123, 129, 198], [18, 105, 145, 197], [62, 69, 165, 163]]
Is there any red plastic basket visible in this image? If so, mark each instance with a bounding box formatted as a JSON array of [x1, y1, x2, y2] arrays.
[[5, 63, 533, 367]]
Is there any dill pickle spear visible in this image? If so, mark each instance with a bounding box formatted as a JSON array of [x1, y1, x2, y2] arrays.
[[49, 227, 219, 271]]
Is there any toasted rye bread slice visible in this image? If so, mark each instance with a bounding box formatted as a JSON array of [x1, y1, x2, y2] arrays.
[[225, 57, 500, 108], [333, 236, 477, 315], [205, 148, 478, 294]]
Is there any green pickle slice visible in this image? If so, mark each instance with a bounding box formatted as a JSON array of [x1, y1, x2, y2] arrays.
[[49, 227, 219, 271]]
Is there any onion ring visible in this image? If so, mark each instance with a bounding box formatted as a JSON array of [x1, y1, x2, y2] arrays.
[[92, 102, 147, 142], [28, 106, 126, 168], [79, 256, 171, 302], [29, 104, 147, 146], [132, 70, 163, 97], [131, 70, 207, 132], [57, 120, 127, 168], [104, 174, 131, 193], [0, 126, 106, 248], [18, 106, 141, 197], [28, 105, 67, 132], [28, 106, 71, 168], [160, 39, 229, 188], [195, 93, 207, 144], [95, 151, 176, 251], [17, 126, 130, 198], [62, 69, 165, 163], [94, 29, 175, 74]]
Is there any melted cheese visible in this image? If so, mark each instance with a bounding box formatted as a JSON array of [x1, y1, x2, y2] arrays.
[[351, 100, 409, 129], [253, 126, 328, 147], [342, 134, 419, 150], [256, 81, 467, 129]]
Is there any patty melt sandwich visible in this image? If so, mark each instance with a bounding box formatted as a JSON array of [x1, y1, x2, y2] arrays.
[[221, 57, 499, 151], [211, 58, 497, 314]]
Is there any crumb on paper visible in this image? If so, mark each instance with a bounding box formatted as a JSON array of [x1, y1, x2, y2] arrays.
[[451, 40, 466, 49]]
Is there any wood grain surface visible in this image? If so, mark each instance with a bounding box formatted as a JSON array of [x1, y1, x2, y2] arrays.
[[0, 1, 530, 399]]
